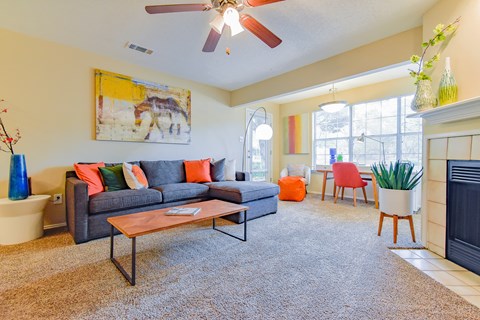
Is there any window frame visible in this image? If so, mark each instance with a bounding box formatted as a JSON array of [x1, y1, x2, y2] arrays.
[[312, 94, 421, 167]]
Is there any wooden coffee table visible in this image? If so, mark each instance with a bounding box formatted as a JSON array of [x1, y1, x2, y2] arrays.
[[107, 199, 249, 285]]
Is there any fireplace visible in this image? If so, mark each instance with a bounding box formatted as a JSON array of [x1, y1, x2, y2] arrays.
[[446, 160, 480, 275]]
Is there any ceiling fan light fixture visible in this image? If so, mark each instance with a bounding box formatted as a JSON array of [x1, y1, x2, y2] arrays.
[[209, 14, 225, 34], [223, 7, 239, 26], [223, 7, 244, 36], [229, 21, 244, 36]]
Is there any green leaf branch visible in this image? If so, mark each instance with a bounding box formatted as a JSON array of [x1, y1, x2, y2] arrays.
[[409, 17, 460, 84]]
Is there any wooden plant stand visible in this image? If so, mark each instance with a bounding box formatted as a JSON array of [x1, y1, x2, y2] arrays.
[[377, 212, 416, 244]]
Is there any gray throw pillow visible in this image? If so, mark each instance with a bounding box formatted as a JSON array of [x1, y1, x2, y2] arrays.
[[287, 164, 305, 177], [140, 160, 185, 187], [210, 158, 226, 182]]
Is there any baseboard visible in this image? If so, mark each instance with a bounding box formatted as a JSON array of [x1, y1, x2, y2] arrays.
[[44, 222, 67, 230]]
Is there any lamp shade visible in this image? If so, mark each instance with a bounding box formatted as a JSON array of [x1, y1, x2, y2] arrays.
[[229, 21, 244, 36], [223, 7, 244, 36], [209, 14, 225, 34], [255, 123, 273, 140], [223, 7, 239, 26], [319, 101, 348, 113]]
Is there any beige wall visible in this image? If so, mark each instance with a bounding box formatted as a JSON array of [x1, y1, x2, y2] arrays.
[[278, 77, 415, 195], [423, 0, 480, 135], [0, 28, 280, 227], [420, 0, 480, 249], [231, 27, 422, 107]]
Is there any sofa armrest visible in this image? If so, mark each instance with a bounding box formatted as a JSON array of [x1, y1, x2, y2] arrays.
[[65, 176, 90, 244], [236, 171, 251, 181]]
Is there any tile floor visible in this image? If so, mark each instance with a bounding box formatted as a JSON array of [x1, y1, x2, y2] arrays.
[[391, 249, 480, 309]]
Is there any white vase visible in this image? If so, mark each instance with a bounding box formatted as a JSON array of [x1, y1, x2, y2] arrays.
[[411, 80, 438, 112], [378, 187, 414, 216]]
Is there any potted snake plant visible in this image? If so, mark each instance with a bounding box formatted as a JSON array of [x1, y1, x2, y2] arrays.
[[371, 160, 423, 216]]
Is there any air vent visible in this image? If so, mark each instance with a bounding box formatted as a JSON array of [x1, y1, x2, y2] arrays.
[[125, 42, 153, 55], [450, 165, 480, 183]]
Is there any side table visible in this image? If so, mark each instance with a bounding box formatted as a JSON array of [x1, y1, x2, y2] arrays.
[[0, 195, 50, 245]]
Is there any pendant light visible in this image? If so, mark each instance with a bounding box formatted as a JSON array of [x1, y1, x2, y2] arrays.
[[319, 83, 348, 113]]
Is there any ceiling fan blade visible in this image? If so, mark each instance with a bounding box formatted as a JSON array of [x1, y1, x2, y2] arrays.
[[145, 4, 211, 14], [243, 0, 285, 7], [240, 14, 282, 48], [202, 28, 222, 52]]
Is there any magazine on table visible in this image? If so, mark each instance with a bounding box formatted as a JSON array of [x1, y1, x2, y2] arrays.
[[165, 207, 201, 216]]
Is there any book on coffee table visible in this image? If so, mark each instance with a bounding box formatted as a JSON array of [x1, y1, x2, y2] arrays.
[[165, 207, 201, 216]]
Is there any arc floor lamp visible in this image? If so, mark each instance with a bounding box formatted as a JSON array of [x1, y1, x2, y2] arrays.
[[242, 107, 273, 172], [357, 133, 386, 163]]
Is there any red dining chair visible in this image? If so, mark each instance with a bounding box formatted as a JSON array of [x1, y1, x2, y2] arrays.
[[331, 162, 368, 207]]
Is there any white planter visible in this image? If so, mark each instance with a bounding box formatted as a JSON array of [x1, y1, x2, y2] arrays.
[[378, 187, 415, 216]]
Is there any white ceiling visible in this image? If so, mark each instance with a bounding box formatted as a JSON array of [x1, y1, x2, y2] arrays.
[[0, 0, 438, 92]]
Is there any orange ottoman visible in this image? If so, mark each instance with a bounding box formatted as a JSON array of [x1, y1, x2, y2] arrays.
[[278, 176, 306, 202]]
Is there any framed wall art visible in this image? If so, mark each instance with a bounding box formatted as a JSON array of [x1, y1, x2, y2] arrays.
[[283, 113, 309, 154], [95, 69, 191, 144]]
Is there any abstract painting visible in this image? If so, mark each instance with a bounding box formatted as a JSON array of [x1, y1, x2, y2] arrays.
[[283, 113, 309, 154], [95, 69, 191, 144]]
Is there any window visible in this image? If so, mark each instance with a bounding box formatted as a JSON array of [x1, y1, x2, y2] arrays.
[[313, 95, 422, 167]]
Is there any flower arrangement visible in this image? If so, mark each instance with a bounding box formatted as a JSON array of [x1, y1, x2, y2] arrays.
[[409, 17, 460, 84], [0, 99, 21, 154]]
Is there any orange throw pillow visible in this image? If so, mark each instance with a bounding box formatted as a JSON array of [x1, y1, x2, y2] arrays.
[[184, 159, 212, 183], [74, 162, 106, 196]]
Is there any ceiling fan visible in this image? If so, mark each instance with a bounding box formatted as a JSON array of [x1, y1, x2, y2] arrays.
[[145, 0, 285, 53]]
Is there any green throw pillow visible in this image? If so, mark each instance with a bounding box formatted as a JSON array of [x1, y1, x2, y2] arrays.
[[98, 165, 128, 192]]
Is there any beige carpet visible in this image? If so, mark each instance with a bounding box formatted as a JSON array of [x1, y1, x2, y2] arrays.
[[2, 194, 479, 319]]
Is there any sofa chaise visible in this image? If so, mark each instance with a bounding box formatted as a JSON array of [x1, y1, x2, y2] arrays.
[[66, 160, 279, 244]]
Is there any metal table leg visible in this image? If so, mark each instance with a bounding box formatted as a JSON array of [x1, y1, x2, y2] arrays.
[[212, 210, 247, 241], [110, 224, 136, 286]]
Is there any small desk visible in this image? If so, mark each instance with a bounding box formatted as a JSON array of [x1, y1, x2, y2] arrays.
[[316, 169, 379, 209]]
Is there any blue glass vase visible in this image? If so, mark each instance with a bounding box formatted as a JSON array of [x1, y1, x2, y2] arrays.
[[329, 148, 337, 164], [8, 154, 29, 200]]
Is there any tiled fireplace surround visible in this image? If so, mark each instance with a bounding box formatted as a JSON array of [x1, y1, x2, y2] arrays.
[[418, 97, 480, 258]]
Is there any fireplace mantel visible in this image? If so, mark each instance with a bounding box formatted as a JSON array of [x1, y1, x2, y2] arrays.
[[407, 96, 480, 125]]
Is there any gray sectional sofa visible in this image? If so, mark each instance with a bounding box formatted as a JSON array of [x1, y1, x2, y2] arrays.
[[66, 160, 279, 244]]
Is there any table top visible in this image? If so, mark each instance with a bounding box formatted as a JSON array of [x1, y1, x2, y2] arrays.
[[0, 195, 50, 205], [107, 199, 249, 238], [316, 168, 373, 175]]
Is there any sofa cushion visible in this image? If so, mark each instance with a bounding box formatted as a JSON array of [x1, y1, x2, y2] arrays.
[[152, 183, 209, 203], [210, 158, 226, 182], [89, 189, 163, 214], [184, 159, 212, 183], [74, 162, 106, 196], [207, 181, 279, 204], [123, 162, 149, 190], [98, 165, 128, 192], [140, 160, 185, 186], [225, 159, 236, 181]]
